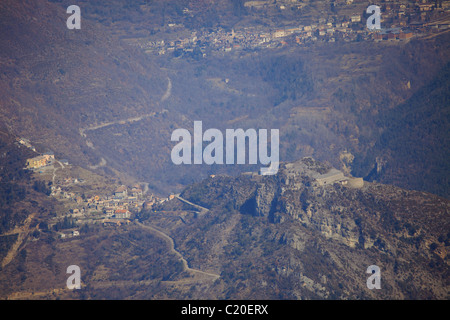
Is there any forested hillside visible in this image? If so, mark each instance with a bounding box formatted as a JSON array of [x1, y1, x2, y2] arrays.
[[353, 61, 450, 198]]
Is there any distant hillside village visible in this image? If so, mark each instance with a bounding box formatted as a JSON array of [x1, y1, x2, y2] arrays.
[[49, 180, 180, 240], [51, 182, 162, 238], [133, 0, 450, 56], [16, 137, 171, 239]]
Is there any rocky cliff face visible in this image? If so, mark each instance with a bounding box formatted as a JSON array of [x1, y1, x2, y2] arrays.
[[191, 159, 363, 248]]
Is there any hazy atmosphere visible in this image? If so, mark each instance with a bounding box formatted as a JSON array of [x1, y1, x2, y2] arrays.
[[0, 0, 449, 305]]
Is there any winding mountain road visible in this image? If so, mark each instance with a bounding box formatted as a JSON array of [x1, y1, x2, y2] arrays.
[[135, 221, 219, 281]]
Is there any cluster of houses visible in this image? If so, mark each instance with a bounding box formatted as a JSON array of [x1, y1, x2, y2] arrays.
[[137, 0, 449, 56], [16, 137, 172, 238], [58, 184, 147, 221], [140, 22, 370, 56], [53, 183, 167, 237]]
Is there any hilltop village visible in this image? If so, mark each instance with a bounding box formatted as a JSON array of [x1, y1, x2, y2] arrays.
[[132, 0, 450, 57]]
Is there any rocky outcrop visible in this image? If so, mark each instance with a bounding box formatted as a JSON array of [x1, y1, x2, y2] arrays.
[[254, 179, 280, 217], [279, 232, 306, 252]]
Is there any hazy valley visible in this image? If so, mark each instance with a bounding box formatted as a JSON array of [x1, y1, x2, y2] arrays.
[[0, 0, 449, 300]]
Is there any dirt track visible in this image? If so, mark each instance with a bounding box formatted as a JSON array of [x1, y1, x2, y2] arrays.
[[135, 221, 220, 281]]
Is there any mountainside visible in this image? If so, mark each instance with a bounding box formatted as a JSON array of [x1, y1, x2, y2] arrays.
[[0, 0, 449, 197]]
